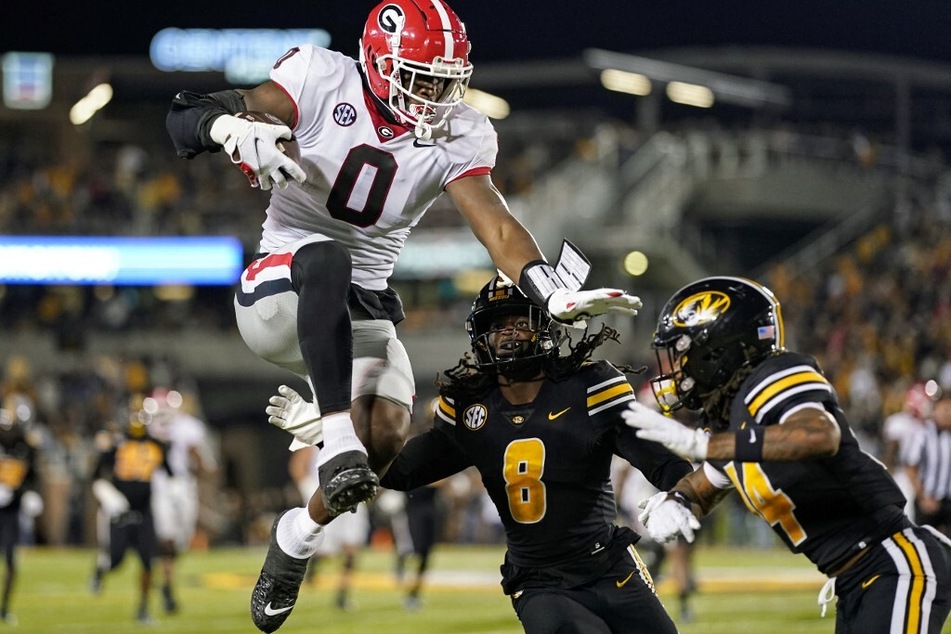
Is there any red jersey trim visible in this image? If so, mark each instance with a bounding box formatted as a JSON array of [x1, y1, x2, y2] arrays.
[[447, 166, 492, 187], [362, 90, 411, 142]]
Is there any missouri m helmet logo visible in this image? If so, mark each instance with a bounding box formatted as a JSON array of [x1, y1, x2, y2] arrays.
[[671, 291, 731, 328]]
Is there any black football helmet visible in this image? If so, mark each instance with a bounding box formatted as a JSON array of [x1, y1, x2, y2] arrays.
[[466, 276, 558, 376], [126, 393, 152, 439], [650, 276, 785, 412]]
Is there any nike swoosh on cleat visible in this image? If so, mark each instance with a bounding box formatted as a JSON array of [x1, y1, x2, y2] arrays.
[[263, 603, 293, 616], [548, 408, 570, 420], [616, 571, 636, 588]]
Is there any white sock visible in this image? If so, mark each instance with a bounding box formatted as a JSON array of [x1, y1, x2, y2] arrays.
[[316, 411, 367, 468], [275, 507, 324, 559]]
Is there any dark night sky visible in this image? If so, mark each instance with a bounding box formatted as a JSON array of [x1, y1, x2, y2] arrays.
[[6, 1, 951, 65]]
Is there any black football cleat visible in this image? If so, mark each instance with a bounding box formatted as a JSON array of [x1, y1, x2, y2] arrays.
[[162, 584, 179, 614], [250, 512, 309, 633], [317, 450, 379, 515]]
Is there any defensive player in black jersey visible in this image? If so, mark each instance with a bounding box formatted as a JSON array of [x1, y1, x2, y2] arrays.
[[373, 276, 692, 633], [0, 409, 42, 625], [623, 276, 951, 633], [90, 402, 173, 625]]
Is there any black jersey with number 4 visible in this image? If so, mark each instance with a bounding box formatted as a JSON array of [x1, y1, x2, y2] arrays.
[[708, 351, 907, 574], [94, 436, 171, 512], [381, 360, 692, 567]]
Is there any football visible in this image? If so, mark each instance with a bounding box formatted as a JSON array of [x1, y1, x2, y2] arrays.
[[232, 111, 302, 167]]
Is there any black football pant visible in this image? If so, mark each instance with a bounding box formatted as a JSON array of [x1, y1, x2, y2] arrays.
[[511, 544, 678, 634], [833, 525, 951, 633]]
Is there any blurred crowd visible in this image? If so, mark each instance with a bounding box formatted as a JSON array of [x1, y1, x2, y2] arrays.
[[765, 186, 951, 444]]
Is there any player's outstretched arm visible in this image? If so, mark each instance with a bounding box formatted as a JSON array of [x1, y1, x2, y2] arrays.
[[543, 287, 641, 323], [624, 401, 841, 463], [623, 402, 709, 461], [448, 175, 641, 325]]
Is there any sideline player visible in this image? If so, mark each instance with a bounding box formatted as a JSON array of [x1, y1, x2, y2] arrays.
[[0, 409, 42, 625], [166, 1, 640, 630], [624, 276, 951, 633], [90, 400, 172, 625], [146, 387, 218, 613], [274, 277, 692, 633], [393, 484, 438, 611]]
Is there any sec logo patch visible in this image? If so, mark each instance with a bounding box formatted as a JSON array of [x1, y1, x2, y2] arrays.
[[333, 103, 357, 127], [463, 404, 487, 430]]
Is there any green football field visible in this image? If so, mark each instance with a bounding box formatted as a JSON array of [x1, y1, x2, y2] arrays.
[[9, 543, 950, 633]]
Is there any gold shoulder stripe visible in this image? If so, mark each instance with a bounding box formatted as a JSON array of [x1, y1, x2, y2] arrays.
[[587, 383, 634, 408], [748, 370, 828, 416], [437, 396, 456, 418]]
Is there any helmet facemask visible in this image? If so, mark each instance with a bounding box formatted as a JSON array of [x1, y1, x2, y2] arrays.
[[651, 333, 754, 413], [469, 306, 555, 380], [382, 54, 471, 139], [650, 334, 698, 413]]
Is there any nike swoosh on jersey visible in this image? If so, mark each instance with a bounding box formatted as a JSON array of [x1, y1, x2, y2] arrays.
[[413, 139, 436, 148], [616, 571, 636, 588], [263, 603, 294, 616], [861, 574, 881, 589], [548, 407, 571, 420]]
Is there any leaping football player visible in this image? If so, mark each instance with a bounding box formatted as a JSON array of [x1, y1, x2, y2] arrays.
[[166, 1, 642, 630]]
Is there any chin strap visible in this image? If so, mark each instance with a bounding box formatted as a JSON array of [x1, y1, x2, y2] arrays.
[[414, 119, 433, 140]]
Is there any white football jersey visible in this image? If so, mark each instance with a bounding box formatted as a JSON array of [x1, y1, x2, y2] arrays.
[[261, 45, 498, 291], [882, 411, 925, 467], [150, 412, 216, 480]]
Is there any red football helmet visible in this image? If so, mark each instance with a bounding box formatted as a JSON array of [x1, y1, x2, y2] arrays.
[[360, 0, 473, 139], [904, 380, 939, 419]]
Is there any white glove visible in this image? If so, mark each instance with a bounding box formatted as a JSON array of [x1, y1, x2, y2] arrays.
[[546, 287, 642, 326], [92, 479, 130, 517], [623, 401, 709, 461], [20, 490, 43, 518], [637, 491, 701, 544], [209, 114, 306, 191], [266, 385, 323, 449]]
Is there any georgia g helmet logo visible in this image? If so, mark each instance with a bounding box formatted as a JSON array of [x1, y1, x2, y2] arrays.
[[378, 4, 405, 34], [671, 291, 731, 328]]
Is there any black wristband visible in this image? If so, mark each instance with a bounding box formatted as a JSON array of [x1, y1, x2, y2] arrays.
[[166, 89, 247, 159], [734, 427, 765, 462], [669, 491, 692, 508], [518, 261, 565, 307]]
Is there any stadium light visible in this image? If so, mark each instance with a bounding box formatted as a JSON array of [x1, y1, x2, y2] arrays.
[[585, 48, 791, 109], [463, 88, 510, 119], [623, 251, 650, 276], [69, 82, 113, 125], [600, 69, 652, 96], [666, 81, 715, 108]]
